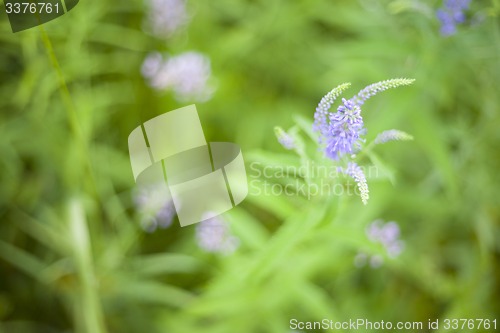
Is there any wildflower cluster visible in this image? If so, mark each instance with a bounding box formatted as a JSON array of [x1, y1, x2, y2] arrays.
[[134, 186, 239, 255], [437, 0, 471, 36], [350, 79, 416, 107]]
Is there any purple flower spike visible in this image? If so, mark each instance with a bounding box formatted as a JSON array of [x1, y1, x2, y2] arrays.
[[141, 52, 215, 102], [324, 99, 365, 160], [343, 162, 369, 205], [350, 78, 415, 107], [145, 0, 190, 38], [366, 219, 384, 242], [314, 79, 413, 162], [274, 127, 296, 150]]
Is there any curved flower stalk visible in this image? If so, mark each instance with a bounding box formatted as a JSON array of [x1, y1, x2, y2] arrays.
[[349, 78, 415, 107], [342, 162, 369, 205], [313, 78, 414, 161]]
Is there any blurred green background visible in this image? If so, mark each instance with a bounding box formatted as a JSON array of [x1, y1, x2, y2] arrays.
[[0, 0, 499, 332]]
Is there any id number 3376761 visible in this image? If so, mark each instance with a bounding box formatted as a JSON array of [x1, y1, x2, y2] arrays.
[[5, 2, 60, 14]]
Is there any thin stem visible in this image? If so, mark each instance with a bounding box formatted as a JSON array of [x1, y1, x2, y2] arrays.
[[354, 140, 376, 161], [38, 26, 107, 333], [38, 25, 98, 196], [39, 25, 82, 145]]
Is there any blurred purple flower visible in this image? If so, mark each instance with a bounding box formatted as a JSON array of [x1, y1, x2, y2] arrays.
[[355, 219, 405, 269], [155, 201, 176, 229], [141, 51, 215, 102], [366, 219, 405, 258], [313, 79, 414, 205], [196, 215, 239, 254], [141, 52, 163, 78], [144, 0, 190, 38], [436, 0, 471, 36]]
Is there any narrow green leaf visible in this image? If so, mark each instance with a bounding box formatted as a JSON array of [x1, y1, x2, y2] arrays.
[[127, 253, 202, 277], [116, 280, 195, 308], [0, 241, 47, 282]]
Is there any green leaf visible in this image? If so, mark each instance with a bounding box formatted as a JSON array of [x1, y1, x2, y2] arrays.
[[366, 151, 396, 184], [116, 280, 195, 308], [12, 210, 70, 255], [225, 208, 270, 250], [0, 241, 47, 282], [293, 114, 317, 143]]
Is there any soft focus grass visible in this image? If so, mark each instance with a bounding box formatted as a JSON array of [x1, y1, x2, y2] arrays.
[[0, 1, 499, 332]]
